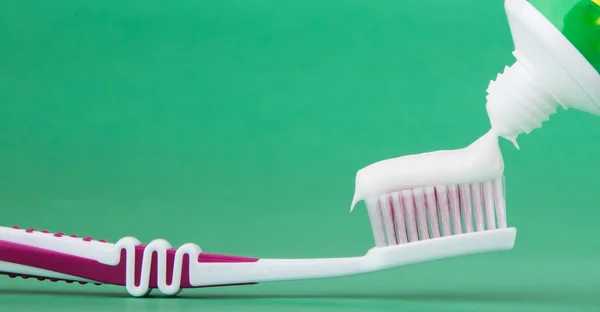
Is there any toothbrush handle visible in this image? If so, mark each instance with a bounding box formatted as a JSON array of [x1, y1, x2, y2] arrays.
[[0, 225, 518, 297], [0, 226, 259, 296]]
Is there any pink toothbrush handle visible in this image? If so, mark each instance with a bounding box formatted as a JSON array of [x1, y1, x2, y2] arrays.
[[0, 226, 259, 296]]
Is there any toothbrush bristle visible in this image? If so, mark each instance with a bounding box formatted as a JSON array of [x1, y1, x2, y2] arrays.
[[424, 186, 440, 238], [447, 184, 462, 235], [401, 190, 419, 243], [364, 176, 507, 246], [391, 192, 408, 243], [366, 197, 386, 247]]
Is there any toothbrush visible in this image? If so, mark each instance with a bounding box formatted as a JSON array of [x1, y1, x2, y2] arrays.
[[0, 131, 516, 297]]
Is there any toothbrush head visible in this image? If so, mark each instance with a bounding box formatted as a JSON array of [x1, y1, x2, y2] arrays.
[[351, 131, 514, 250]]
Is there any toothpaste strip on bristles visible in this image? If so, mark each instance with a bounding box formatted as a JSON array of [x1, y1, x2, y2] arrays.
[[351, 130, 508, 247]]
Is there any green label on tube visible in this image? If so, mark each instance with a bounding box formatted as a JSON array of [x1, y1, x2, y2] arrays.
[[529, 0, 600, 73]]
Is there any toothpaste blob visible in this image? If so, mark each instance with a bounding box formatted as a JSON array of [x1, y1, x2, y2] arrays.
[[350, 130, 503, 211]]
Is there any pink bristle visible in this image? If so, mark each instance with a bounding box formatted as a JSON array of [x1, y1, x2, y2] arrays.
[[363, 176, 508, 247], [401, 190, 419, 242], [492, 177, 507, 228], [365, 197, 387, 247], [379, 195, 397, 245], [447, 184, 462, 235], [470, 182, 485, 231], [483, 181, 497, 230], [435, 185, 452, 236], [424, 186, 440, 238], [413, 188, 430, 240], [458, 184, 474, 233], [391, 192, 408, 244]]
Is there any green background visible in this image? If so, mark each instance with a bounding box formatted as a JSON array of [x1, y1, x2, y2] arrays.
[[1, 0, 600, 311]]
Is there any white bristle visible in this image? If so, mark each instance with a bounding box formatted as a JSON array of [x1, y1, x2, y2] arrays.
[[492, 177, 507, 228], [424, 186, 440, 238], [447, 184, 462, 235], [458, 184, 474, 233], [401, 190, 419, 242], [435, 185, 453, 237], [413, 188, 430, 240], [365, 197, 386, 247], [482, 181, 497, 230], [470, 182, 485, 231], [391, 192, 408, 244], [378, 195, 397, 245], [365, 176, 508, 247]]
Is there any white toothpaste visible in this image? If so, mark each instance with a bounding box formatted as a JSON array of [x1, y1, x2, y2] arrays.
[[350, 130, 503, 211]]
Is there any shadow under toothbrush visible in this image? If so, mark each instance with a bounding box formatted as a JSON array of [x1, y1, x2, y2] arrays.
[[0, 287, 598, 306]]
